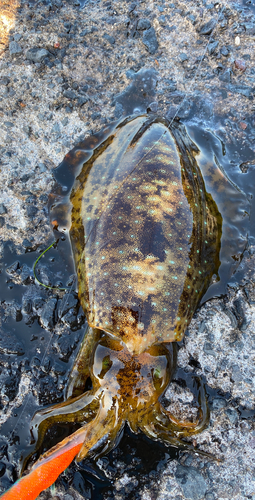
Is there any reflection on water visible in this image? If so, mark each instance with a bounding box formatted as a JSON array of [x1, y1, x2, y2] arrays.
[[0, 0, 18, 56]]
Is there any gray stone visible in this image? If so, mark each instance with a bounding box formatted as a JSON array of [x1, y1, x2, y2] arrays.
[[137, 19, 151, 31], [175, 465, 208, 500], [0, 203, 7, 214], [103, 33, 115, 45], [203, 342, 216, 356], [142, 27, 159, 54], [158, 15, 167, 26], [13, 33, 22, 41], [77, 96, 88, 106], [199, 19, 217, 35], [0, 330, 24, 355], [225, 408, 239, 425], [62, 117, 69, 126], [63, 90, 77, 99], [208, 41, 219, 55], [4, 122, 14, 128], [231, 364, 243, 383], [212, 398, 227, 410], [219, 69, 232, 83], [228, 84, 254, 99], [244, 22, 255, 35], [26, 47, 49, 63], [40, 298, 57, 330], [179, 52, 189, 62], [221, 46, 229, 56], [9, 41, 22, 56], [51, 123, 61, 133]]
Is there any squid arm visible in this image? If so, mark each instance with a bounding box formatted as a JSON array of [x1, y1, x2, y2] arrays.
[[0, 393, 123, 500]]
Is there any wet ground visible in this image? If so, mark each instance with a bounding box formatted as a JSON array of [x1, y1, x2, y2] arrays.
[[0, 0, 255, 499]]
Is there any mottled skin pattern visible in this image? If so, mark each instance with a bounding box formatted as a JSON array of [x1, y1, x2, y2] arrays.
[[71, 115, 221, 353], [25, 114, 223, 476]]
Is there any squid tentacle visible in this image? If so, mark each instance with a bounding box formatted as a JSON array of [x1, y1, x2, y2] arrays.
[[162, 375, 210, 436], [66, 326, 102, 399], [22, 389, 103, 473], [77, 393, 124, 461], [139, 405, 215, 460]]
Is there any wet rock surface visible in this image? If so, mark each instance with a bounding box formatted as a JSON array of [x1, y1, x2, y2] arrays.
[[0, 0, 255, 499]]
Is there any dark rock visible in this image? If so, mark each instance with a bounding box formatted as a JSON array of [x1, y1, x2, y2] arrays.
[[142, 27, 158, 54], [32, 296, 45, 313], [63, 90, 77, 99], [208, 41, 219, 55], [26, 206, 38, 217], [1, 370, 21, 401], [203, 342, 216, 356], [40, 297, 57, 330], [158, 15, 167, 26], [4, 122, 14, 128], [0, 462, 6, 478], [37, 376, 61, 406], [26, 47, 49, 63], [21, 174, 31, 183], [0, 217, 5, 228], [212, 398, 227, 410], [175, 465, 208, 500], [0, 203, 7, 214], [137, 19, 151, 30], [187, 14, 196, 24], [103, 33, 115, 45], [58, 293, 79, 317], [9, 41, 22, 56], [0, 444, 7, 462], [244, 22, 255, 35], [228, 84, 254, 99], [5, 300, 22, 322], [77, 96, 88, 106], [166, 79, 177, 92], [179, 52, 189, 62], [199, 19, 217, 35], [221, 46, 229, 56], [6, 261, 20, 275], [0, 330, 24, 355], [13, 33, 22, 42], [20, 264, 33, 285], [231, 364, 243, 383], [22, 239, 34, 251], [61, 309, 78, 330], [54, 332, 80, 362], [51, 123, 61, 133], [22, 297, 33, 315], [219, 69, 232, 83], [91, 112, 101, 120], [225, 407, 238, 425]]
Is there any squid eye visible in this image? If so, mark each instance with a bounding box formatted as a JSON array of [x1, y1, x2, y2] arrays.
[[153, 367, 162, 379], [152, 363, 167, 391], [98, 355, 113, 379]]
